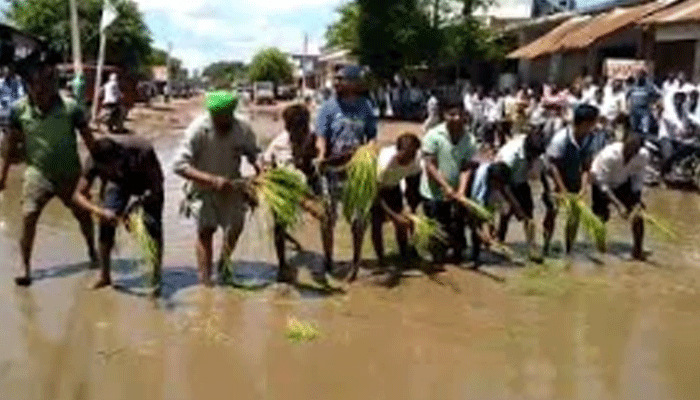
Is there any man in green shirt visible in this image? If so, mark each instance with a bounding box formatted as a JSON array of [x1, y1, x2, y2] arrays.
[[420, 98, 478, 262], [0, 49, 97, 286]]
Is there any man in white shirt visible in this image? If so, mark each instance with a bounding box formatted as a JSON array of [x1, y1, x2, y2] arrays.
[[590, 135, 649, 260], [371, 133, 422, 282], [660, 90, 695, 178], [101, 73, 122, 132]]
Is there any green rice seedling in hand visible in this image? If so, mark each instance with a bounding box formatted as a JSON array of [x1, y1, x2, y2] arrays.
[[632, 206, 678, 241], [407, 214, 449, 254], [252, 167, 312, 228], [127, 207, 159, 285], [455, 195, 494, 222], [342, 144, 379, 223], [559, 193, 606, 252]]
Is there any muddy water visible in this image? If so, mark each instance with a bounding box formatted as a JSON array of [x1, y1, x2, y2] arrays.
[[2, 101, 700, 399]]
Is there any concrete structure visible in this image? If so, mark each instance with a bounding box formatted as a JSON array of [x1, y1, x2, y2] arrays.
[[316, 47, 358, 89], [288, 53, 320, 91]]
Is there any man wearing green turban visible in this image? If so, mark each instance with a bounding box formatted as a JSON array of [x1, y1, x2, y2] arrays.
[[173, 91, 260, 287]]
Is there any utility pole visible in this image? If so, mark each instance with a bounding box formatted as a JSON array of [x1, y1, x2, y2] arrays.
[[165, 42, 172, 103], [69, 0, 85, 106], [302, 32, 308, 98]]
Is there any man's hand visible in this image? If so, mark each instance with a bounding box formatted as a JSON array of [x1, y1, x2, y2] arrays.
[[99, 209, 120, 226], [212, 176, 235, 193]]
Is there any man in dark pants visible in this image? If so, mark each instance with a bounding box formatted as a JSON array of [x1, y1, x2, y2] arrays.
[[73, 137, 164, 290], [420, 99, 478, 263]]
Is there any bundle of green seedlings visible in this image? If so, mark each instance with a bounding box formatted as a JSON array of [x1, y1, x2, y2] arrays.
[[558, 193, 607, 252], [285, 317, 321, 342], [455, 195, 494, 222], [631, 206, 678, 241], [127, 207, 159, 285], [250, 167, 313, 228], [406, 214, 449, 254], [342, 144, 379, 223]]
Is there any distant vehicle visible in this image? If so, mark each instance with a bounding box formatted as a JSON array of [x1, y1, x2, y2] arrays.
[[276, 84, 297, 100], [253, 81, 275, 105]]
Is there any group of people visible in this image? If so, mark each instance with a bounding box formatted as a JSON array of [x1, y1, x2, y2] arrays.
[[0, 50, 674, 292]]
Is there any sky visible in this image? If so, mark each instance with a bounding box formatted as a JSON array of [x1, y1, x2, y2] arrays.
[[132, 0, 346, 71]]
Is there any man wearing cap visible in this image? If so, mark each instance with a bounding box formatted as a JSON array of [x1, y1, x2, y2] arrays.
[[173, 91, 260, 287], [315, 65, 377, 282], [0, 49, 97, 287], [541, 104, 599, 255]]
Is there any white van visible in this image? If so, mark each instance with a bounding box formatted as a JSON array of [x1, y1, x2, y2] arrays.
[[253, 81, 275, 105]]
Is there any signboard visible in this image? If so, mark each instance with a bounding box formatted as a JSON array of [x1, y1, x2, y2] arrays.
[[604, 59, 652, 80]]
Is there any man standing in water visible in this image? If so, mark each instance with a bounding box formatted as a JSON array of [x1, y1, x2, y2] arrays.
[[73, 137, 164, 291], [0, 49, 97, 286], [315, 65, 377, 282], [173, 91, 259, 287]]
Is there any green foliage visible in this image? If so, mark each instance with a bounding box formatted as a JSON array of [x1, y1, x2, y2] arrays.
[[559, 194, 607, 252], [254, 167, 311, 228], [202, 61, 247, 85], [408, 214, 448, 255], [357, 0, 442, 81], [6, 0, 152, 75], [325, 2, 360, 54], [247, 48, 293, 84], [285, 318, 321, 342], [127, 207, 159, 286]]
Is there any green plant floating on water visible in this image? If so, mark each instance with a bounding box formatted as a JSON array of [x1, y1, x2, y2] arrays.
[[285, 317, 321, 342], [512, 260, 608, 297]]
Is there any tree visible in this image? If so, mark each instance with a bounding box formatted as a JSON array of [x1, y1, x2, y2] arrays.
[[325, 2, 360, 53], [247, 48, 293, 84], [202, 61, 247, 85], [6, 0, 152, 75], [357, 0, 441, 81]]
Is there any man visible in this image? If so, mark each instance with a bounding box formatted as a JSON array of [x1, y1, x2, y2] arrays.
[[371, 133, 421, 280], [73, 137, 164, 290], [660, 90, 696, 179], [590, 134, 649, 260], [315, 65, 377, 282], [495, 131, 547, 259], [628, 71, 660, 137], [263, 103, 322, 284], [423, 90, 440, 132], [468, 161, 527, 264], [542, 104, 599, 255], [0, 49, 97, 286], [421, 98, 478, 262], [102, 73, 123, 132], [173, 91, 259, 287]]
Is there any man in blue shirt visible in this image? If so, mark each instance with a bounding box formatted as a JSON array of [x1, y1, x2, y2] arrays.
[[627, 71, 660, 136], [315, 65, 377, 282], [542, 104, 599, 255]]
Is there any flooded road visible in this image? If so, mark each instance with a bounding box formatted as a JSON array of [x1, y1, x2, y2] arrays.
[[2, 98, 700, 399]]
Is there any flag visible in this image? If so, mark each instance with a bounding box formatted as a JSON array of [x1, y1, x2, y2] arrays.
[[100, 0, 118, 32]]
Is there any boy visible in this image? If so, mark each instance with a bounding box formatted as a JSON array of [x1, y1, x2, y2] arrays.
[[371, 133, 421, 278], [468, 161, 527, 265], [73, 137, 164, 290], [263, 103, 324, 284], [173, 91, 259, 287], [421, 99, 478, 262], [590, 134, 649, 260], [542, 104, 599, 254], [495, 131, 547, 259]]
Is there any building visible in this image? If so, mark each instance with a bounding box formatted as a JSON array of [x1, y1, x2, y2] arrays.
[[288, 53, 320, 92], [316, 47, 358, 89]]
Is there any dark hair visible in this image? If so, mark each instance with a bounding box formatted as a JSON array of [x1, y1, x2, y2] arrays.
[[524, 132, 546, 160], [282, 104, 310, 128], [92, 138, 122, 164], [397, 132, 420, 151], [440, 97, 465, 115], [489, 161, 511, 184], [573, 104, 599, 125], [16, 48, 61, 81]]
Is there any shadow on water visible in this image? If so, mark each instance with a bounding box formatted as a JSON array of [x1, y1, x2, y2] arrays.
[[115, 266, 199, 300], [32, 258, 139, 282]]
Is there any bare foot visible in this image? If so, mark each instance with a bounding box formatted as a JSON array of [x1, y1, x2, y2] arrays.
[[14, 276, 32, 287], [93, 279, 111, 289]]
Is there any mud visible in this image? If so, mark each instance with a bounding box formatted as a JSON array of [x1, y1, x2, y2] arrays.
[[1, 97, 700, 399]]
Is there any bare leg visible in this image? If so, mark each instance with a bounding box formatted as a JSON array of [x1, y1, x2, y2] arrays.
[[94, 236, 113, 289], [497, 211, 512, 242], [543, 208, 556, 256], [349, 219, 365, 282], [632, 214, 645, 260], [321, 214, 334, 273], [371, 214, 385, 265], [71, 206, 97, 268], [17, 211, 40, 286], [197, 228, 215, 287], [565, 212, 580, 254]]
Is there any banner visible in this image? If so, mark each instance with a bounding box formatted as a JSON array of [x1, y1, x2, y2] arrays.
[[100, 0, 118, 32], [604, 59, 652, 80]]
